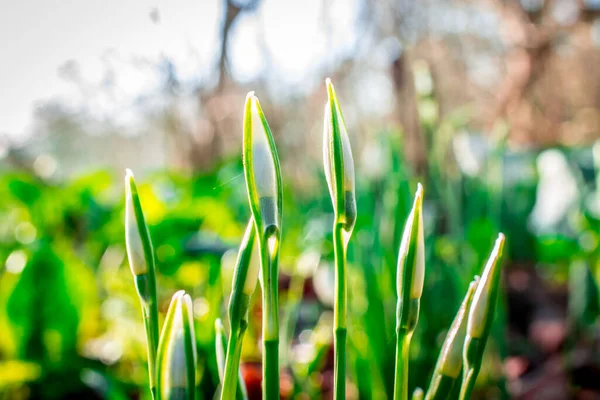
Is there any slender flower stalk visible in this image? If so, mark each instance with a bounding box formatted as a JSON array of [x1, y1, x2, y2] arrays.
[[425, 277, 479, 400], [394, 184, 425, 400], [215, 319, 248, 400], [459, 234, 505, 400], [125, 169, 160, 399], [156, 291, 197, 400], [242, 92, 283, 400], [220, 219, 258, 400], [323, 78, 357, 400]]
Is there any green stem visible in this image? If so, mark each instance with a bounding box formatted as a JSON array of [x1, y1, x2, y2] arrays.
[[260, 233, 280, 400], [458, 367, 477, 400], [142, 291, 159, 399], [264, 339, 280, 399], [393, 330, 411, 400], [334, 327, 347, 399], [333, 222, 347, 400], [221, 323, 247, 400]]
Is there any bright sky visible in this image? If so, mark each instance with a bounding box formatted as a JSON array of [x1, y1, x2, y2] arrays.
[[0, 0, 357, 139]]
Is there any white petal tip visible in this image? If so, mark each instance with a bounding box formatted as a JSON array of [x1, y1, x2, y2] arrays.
[[491, 234, 505, 259], [125, 169, 135, 185], [416, 183, 424, 199], [172, 290, 185, 303], [496, 233, 505, 245]]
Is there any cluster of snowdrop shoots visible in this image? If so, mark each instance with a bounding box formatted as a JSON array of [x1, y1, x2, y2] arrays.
[[124, 79, 505, 400]]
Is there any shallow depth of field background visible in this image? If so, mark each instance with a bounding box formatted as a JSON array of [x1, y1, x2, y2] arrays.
[[2, 0, 600, 399]]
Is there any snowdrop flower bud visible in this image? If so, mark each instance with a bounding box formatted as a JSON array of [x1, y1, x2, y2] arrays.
[[397, 184, 425, 302], [395, 184, 426, 335], [323, 78, 357, 230], [467, 234, 505, 339], [243, 93, 281, 233], [438, 277, 479, 378], [125, 169, 149, 276], [157, 291, 196, 400], [412, 387, 424, 400]]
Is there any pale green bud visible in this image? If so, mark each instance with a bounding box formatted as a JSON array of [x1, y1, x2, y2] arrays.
[[158, 291, 197, 400], [323, 78, 357, 230], [243, 93, 281, 232], [438, 277, 479, 379], [124, 169, 148, 276], [467, 234, 505, 339], [412, 387, 424, 400], [397, 183, 425, 301]]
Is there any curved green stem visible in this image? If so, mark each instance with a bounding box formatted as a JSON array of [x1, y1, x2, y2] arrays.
[[393, 329, 412, 400], [333, 222, 348, 400]]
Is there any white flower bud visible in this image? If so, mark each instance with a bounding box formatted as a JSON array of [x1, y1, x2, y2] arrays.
[[248, 93, 277, 200], [397, 183, 425, 300], [243, 93, 280, 231], [160, 291, 196, 396], [439, 278, 479, 378], [125, 169, 147, 276], [467, 234, 505, 338], [323, 78, 356, 228]]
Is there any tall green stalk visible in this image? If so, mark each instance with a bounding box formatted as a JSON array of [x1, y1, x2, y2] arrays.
[[393, 184, 425, 400], [459, 234, 505, 400], [220, 218, 258, 400], [242, 92, 283, 400], [394, 330, 412, 400], [322, 79, 357, 400], [124, 169, 160, 399]]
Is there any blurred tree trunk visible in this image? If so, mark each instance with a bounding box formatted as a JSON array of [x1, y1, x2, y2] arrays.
[[187, 0, 261, 172], [391, 50, 427, 175]]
